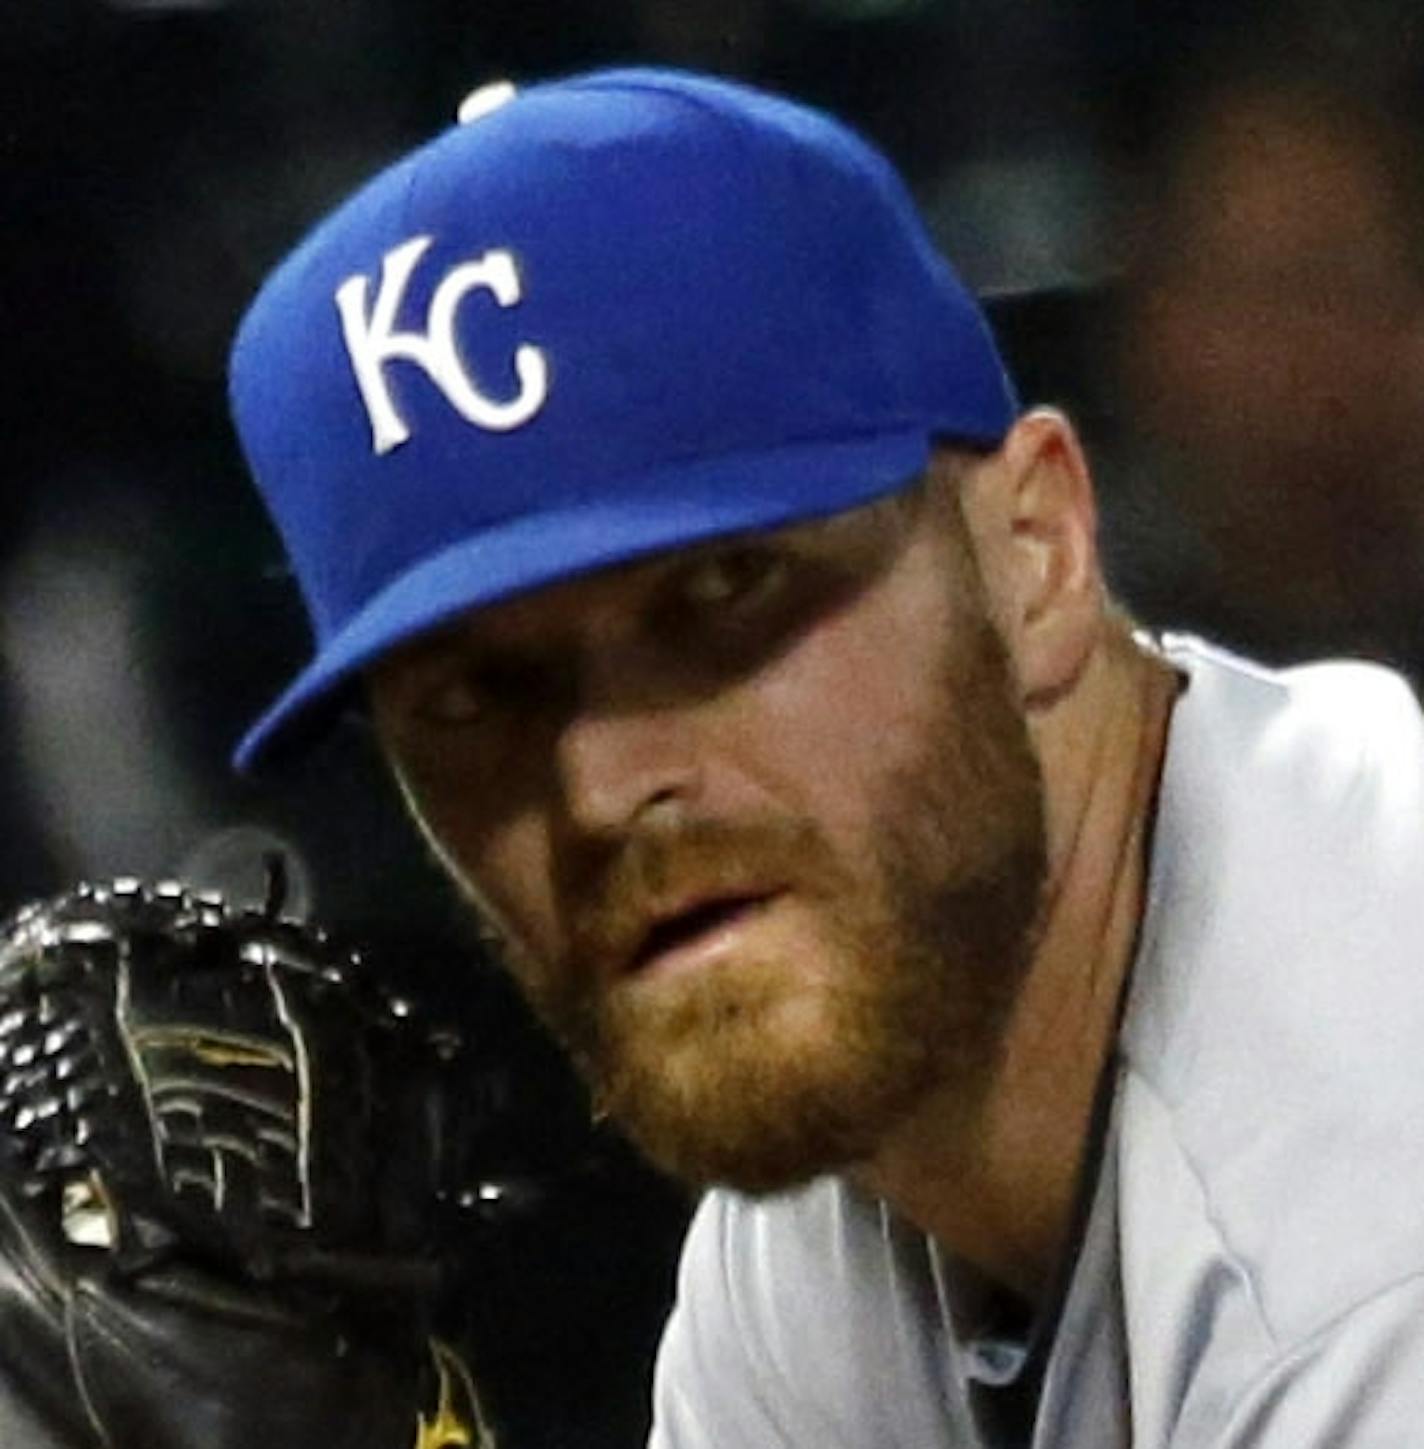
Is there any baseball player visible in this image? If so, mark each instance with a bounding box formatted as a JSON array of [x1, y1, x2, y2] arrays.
[[225, 67, 1424, 1446]]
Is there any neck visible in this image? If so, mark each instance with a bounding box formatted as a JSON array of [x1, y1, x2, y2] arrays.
[[853, 628, 1179, 1306]]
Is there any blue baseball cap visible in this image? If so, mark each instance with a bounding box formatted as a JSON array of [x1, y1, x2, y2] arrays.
[[229, 66, 1019, 771]]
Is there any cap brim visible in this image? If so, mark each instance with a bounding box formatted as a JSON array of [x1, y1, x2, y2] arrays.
[[234, 428, 951, 772]]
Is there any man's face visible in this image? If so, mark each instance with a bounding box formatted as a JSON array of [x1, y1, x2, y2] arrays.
[[370, 471, 1047, 1192]]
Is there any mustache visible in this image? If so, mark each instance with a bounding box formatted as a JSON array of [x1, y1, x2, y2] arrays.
[[559, 816, 833, 974]]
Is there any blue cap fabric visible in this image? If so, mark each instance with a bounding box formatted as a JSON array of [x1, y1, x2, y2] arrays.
[[229, 66, 1018, 770]]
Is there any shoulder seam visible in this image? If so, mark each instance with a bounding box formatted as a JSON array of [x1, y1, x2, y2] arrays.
[[1124, 1069, 1281, 1351], [1214, 1267, 1424, 1437]]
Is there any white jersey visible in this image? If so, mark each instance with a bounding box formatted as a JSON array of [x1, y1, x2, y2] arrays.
[[649, 638, 1424, 1448]]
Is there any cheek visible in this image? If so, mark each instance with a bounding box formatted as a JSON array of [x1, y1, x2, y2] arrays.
[[733, 581, 953, 851], [466, 816, 562, 957], [398, 754, 564, 958]]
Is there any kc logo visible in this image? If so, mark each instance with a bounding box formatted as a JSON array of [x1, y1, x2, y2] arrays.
[[335, 235, 549, 455]]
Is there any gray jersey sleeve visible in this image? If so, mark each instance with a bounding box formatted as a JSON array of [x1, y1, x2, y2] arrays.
[[648, 1192, 804, 1449], [648, 1181, 980, 1449], [1205, 1275, 1424, 1446]]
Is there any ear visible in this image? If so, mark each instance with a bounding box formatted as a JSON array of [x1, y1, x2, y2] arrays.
[[956, 408, 1104, 704]]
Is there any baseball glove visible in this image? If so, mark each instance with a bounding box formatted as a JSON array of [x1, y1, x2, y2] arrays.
[[0, 873, 495, 1449]]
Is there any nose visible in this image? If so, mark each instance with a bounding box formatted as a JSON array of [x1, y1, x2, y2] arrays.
[[555, 700, 703, 837]]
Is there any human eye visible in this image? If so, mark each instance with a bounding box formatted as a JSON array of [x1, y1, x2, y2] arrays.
[[402, 648, 558, 729], [651, 542, 838, 681], [676, 547, 789, 614], [411, 664, 492, 727]]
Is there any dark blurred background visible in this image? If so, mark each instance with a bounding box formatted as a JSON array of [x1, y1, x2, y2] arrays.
[[6, 1, 1424, 1443]]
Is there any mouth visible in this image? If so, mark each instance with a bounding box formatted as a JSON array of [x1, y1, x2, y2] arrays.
[[626, 892, 780, 976]]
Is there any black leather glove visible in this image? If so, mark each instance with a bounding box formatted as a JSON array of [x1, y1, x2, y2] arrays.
[[0, 877, 494, 1449]]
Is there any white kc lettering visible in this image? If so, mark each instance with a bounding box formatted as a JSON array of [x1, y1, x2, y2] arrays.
[[335, 235, 549, 455]]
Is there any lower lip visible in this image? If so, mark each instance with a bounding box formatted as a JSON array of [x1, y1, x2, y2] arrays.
[[633, 897, 779, 980]]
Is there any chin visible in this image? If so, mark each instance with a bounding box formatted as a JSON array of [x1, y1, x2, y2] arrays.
[[580, 953, 981, 1194]]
